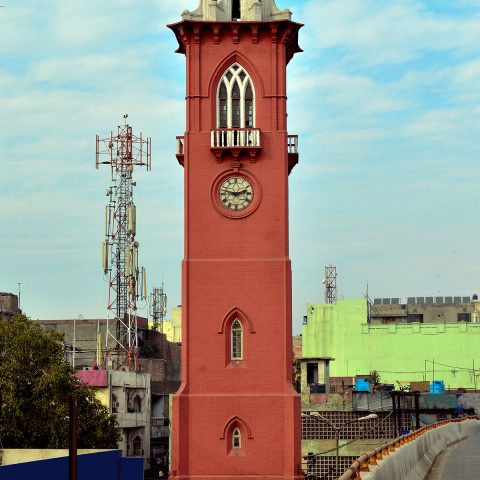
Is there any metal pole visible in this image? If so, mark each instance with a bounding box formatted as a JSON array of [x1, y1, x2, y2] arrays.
[[335, 429, 340, 477], [392, 391, 398, 438], [397, 394, 402, 436], [69, 394, 78, 480], [73, 317, 76, 369], [473, 359, 477, 391], [414, 392, 420, 430], [432, 358, 435, 381]]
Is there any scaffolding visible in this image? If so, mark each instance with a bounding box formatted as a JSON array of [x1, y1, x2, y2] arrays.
[[150, 284, 167, 334], [323, 265, 337, 304], [96, 116, 151, 370]]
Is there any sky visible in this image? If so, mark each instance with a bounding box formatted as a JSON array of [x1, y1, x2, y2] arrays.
[[1, 0, 479, 334]]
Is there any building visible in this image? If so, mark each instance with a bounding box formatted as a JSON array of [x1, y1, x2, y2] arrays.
[[0, 292, 21, 321], [161, 306, 182, 343], [77, 369, 151, 469], [38, 317, 148, 370], [302, 299, 480, 390], [168, 1, 303, 478], [293, 335, 303, 360], [370, 295, 480, 324], [39, 318, 181, 475]]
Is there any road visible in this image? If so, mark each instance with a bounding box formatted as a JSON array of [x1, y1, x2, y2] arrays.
[[427, 422, 480, 480]]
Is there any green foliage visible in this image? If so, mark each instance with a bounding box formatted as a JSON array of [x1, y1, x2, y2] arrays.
[[0, 313, 120, 449], [369, 369, 381, 385], [292, 353, 301, 393]]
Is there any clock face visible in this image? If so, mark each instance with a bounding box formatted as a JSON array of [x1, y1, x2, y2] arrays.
[[219, 176, 254, 211]]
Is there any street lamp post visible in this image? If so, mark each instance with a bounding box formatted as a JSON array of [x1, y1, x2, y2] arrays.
[[309, 412, 378, 477]]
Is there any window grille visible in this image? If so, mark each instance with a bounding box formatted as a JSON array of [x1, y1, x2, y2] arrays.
[[231, 319, 243, 361]]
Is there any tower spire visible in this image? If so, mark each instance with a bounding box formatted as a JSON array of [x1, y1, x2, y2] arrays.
[[181, 0, 292, 21]]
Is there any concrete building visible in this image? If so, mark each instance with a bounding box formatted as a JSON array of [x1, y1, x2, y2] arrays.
[[293, 335, 302, 360], [302, 299, 480, 391], [77, 370, 151, 469], [0, 292, 21, 321], [39, 318, 181, 475], [37, 317, 148, 370], [159, 306, 182, 344], [370, 295, 480, 324]]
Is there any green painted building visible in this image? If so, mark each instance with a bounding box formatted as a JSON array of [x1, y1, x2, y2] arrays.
[[302, 299, 480, 389]]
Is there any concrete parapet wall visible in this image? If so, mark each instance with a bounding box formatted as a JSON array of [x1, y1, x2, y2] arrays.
[[366, 420, 478, 480]]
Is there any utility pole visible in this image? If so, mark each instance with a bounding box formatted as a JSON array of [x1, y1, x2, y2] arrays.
[[69, 394, 78, 480]]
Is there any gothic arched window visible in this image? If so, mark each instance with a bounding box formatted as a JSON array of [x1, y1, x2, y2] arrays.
[[231, 318, 243, 361], [232, 427, 241, 449], [217, 64, 255, 129]]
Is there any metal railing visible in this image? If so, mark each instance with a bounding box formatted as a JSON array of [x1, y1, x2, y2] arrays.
[[211, 128, 261, 148], [337, 416, 480, 480], [288, 134, 298, 154]]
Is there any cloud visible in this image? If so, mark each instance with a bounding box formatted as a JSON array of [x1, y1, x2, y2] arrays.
[[302, 0, 480, 65]]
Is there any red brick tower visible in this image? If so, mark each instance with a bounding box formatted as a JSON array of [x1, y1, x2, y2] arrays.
[[169, 1, 303, 478]]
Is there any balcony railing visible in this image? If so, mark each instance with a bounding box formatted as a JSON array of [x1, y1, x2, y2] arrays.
[[211, 128, 261, 148], [287, 135, 298, 154]]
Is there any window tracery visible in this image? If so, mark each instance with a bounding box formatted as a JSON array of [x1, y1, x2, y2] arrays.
[[217, 64, 255, 129]]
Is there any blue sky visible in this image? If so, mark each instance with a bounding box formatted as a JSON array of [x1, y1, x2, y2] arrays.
[[1, 0, 479, 334]]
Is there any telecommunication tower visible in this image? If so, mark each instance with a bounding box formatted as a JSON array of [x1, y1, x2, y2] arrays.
[[150, 284, 167, 333], [323, 265, 337, 304], [96, 115, 151, 370]]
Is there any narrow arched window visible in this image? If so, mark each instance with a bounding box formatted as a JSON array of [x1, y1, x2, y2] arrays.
[[216, 64, 255, 130], [232, 0, 241, 20], [245, 83, 253, 128], [232, 427, 241, 449], [231, 319, 243, 361], [232, 82, 241, 128], [219, 83, 228, 128]]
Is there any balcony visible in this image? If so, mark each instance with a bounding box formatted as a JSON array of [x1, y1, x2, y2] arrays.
[[287, 134, 298, 174], [210, 128, 261, 162], [176, 132, 298, 171], [211, 128, 261, 148], [176, 136, 184, 166]]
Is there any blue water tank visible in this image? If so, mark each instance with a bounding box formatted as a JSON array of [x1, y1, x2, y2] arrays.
[[355, 379, 370, 392], [430, 380, 445, 394]]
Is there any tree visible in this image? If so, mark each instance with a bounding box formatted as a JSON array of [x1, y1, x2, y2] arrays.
[[0, 313, 121, 449], [292, 352, 301, 393]]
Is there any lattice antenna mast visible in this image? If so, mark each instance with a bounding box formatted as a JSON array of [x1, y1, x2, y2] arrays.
[[149, 284, 167, 333], [97, 115, 151, 371], [323, 265, 337, 304]]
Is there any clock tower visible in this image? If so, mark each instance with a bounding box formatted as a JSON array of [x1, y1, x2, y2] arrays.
[[169, 1, 303, 478]]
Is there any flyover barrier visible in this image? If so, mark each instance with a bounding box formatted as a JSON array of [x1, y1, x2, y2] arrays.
[[337, 416, 480, 480]]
